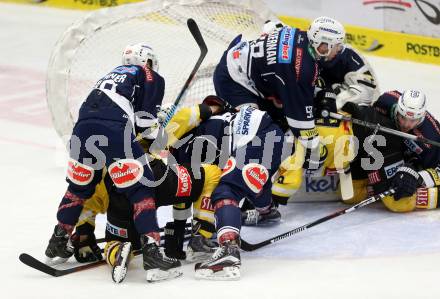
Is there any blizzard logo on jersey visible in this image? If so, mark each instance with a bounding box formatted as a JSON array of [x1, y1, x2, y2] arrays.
[[176, 165, 192, 197], [113, 66, 137, 75], [404, 138, 423, 154], [200, 196, 214, 212], [67, 159, 94, 186], [384, 160, 404, 179], [266, 29, 279, 65], [108, 159, 144, 188], [106, 222, 128, 238], [242, 163, 269, 193], [278, 27, 295, 63], [305, 176, 338, 192]]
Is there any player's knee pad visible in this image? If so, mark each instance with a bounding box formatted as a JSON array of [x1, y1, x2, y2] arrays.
[[415, 187, 440, 210], [342, 179, 368, 204], [104, 241, 133, 267], [382, 194, 416, 213]]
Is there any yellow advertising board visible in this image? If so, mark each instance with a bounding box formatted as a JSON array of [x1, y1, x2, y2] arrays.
[[0, 0, 143, 10]]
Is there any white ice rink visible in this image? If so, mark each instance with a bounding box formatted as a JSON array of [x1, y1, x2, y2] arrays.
[[1, 3, 440, 299]]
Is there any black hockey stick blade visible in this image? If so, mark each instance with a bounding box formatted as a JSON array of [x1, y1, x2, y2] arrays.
[[162, 18, 208, 126], [239, 190, 393, 251], [19, 253, 106, 277]]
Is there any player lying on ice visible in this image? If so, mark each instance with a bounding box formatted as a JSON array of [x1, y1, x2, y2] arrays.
[[272, 88, 440, 214], [44, 42, 189, 282]]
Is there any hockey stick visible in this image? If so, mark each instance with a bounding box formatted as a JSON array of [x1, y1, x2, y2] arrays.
[[240, 189, 394, 251], [329, 112, 440, 148], [20, 227, 193, 277], [161, 18, 208, 127]]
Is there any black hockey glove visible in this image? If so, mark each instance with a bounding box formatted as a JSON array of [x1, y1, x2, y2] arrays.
[[391, 165, 423, 200], [71, 223, 103, 263], [45, 224, 74, 259], [164, 221, 187, 260], [314, 89, 337, 118]]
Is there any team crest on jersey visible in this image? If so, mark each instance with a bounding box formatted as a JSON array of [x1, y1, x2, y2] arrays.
[[278, 27, 295, 63], [67, 159, 94, 186], [242, 163, 269, 193], [113, 65, 137, 75], [222, 157, 236, 177], [176, 165, 192, 197], [108, 159, 144, 188]]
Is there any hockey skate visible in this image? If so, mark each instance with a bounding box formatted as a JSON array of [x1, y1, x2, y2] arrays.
[[111, 241, 132, 283], [45, 224, 74, 265], [194, 239, 241, 280], [141, 235, 182, 282], [242, 204, 281, 226], [186, 234, 218, 262]]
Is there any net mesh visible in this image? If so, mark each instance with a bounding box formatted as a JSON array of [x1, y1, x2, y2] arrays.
[[47, 0, 277, 137]]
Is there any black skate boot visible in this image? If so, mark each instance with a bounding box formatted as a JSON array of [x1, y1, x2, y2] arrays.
[[242, 203, 281, 226], [110, 241, 132, 283], [194, 236, 241, 280], [141, 234, 182, 282], [45, 224, 74, 264], [186, 234, 218, 262]]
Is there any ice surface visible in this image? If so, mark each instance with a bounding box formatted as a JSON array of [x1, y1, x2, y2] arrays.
[[1, 3, 440, 299]]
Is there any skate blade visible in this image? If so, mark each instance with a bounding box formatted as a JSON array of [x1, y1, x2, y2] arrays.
[[185, 249, 216, 263], [45, 257, 68, 266], [195, 266, 240, 281], [145, 268, 182, 283], [112, 242, 132, 283]]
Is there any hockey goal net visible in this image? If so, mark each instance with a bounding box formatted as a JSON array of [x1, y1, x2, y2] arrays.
[[46, 0, 278, 138]]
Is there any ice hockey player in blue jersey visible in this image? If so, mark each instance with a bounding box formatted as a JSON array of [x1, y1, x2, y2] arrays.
[[44, 43, 182, 282], [213, 17, 346, 177], [373, 89, 440, 211]]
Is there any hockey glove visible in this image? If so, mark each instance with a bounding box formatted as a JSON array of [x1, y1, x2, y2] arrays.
[[314, 89, 337, 118], [391, 165, 423, 200], [45, 224, 74, 259], [71, 223, 102, 263]]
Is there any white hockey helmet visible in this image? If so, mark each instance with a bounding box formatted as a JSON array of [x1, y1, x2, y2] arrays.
[[122, 43, 159, 72], [307, 16, 345, 59], [395, 89, 427, 124]]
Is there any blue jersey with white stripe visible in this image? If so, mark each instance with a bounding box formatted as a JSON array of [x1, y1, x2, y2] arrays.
[[223, 26, 318, 138], [78, 65, 164, 133]]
